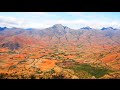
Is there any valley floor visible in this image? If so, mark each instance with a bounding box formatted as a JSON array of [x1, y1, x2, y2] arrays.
[[0, 44, 120, 79]]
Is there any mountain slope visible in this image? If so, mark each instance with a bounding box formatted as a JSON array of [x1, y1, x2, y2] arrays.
[[0, 24, 120, 79]]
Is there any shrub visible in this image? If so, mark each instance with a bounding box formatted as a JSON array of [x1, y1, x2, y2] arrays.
[[10, 65, 17, 68], [52, 74, 65, 79], [19, 60, 27, 64], [48, 69, 55, 74], [30, 74, 36, 79], [0, 73, 6, 79], [36, 70, 42, 74], [8, 51, 16, 54]]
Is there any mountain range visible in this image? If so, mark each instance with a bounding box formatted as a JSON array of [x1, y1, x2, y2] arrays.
[[0, 24, 120, 50], [0, 24, 120, 79]]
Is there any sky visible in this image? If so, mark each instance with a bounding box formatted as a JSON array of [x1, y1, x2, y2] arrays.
[[0, 12, 120, 29]]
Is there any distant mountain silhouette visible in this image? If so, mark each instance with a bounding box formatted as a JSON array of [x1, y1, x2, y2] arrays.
[[26, 28, 33, 30], [101, 27, 117, 30], [80, 26, 92, 30], [0, 27, 7, 31]]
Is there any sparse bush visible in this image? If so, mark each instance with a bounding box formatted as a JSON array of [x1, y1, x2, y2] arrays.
[[48, 69, 55, 74], [36, 70, 42, 74], [19, 60, 27, 64], [77, 44, 83, 48], [52, 74, 65, 79], [0, 73, 6, 79], [10, 65, 17, 68], [8, 51, 16, 54], [99, 53, 105, 58], [30, 74, 36, 79]]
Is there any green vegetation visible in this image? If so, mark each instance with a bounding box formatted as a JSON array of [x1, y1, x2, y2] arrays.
[[36, 70, 42, 74], [29, 54, 36, 56], [52, 74, 65, 79], [50, 54, 64, 60], [76, 54, 82, 58], [67, 64, 113, 78], [19, 60, 27, 63], [48, 69, 55, 74], [10, 65, 17, 69], [77, 44, 83, 48], [8, 51, 17, 54], [36, 69, 42, 74], [99, 53, 105, 58], [0, 73, 6, 79], [30, 74, 36, 79]]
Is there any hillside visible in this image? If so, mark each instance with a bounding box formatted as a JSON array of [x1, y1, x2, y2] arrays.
[[0, 24, 120, 79]]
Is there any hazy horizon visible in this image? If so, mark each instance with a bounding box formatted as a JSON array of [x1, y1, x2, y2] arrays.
[[0, 12, 120, 29]]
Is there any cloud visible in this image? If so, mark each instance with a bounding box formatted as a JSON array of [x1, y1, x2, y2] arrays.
[[0, 13, 120, 29], [42, 19, 120, 29], [0, 15, 53, 29], [50, 19, 120, 29], [0, 16, 27, 28]]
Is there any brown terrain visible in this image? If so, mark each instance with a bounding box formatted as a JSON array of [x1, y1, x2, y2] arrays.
[[0, 24, 120, 79]]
